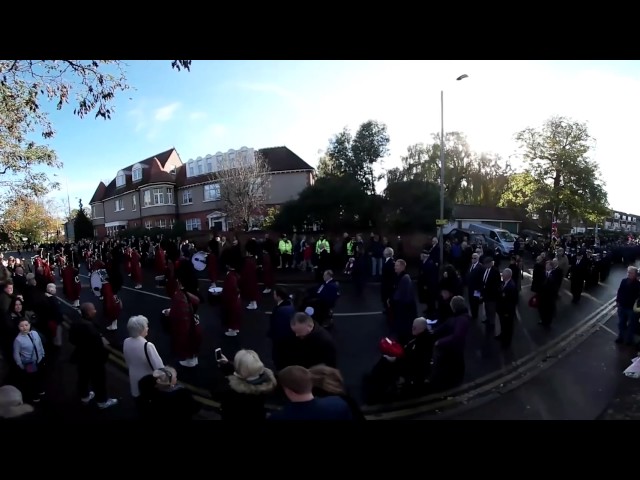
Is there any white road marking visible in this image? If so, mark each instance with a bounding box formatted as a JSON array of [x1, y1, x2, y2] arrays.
[[600, 324, 618, 337]]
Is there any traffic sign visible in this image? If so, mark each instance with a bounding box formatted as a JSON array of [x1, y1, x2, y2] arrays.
[[436, 219, 448, 226]]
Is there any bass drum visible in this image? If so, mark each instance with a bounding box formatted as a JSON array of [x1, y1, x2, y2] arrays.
[[191, 251, 208, 272], [90, 269, 108, 297]]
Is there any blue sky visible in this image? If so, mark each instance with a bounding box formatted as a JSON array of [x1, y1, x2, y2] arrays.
[[41, 60, 640, 215]]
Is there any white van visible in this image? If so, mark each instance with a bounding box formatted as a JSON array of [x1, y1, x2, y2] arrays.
[[467, 223, 516, 257]]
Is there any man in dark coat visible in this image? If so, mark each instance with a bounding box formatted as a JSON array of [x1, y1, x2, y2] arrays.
[[465, 252, 484, 320], [380, 247, 395, 313], [68, 303, 118, 409], [569, 251, 588, 304], [496, 267, 518, 348], [284, 312, 337, 369]]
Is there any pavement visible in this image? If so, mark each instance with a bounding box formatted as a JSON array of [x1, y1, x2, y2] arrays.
[[2, 254, 635, 420], [438, 312, 636, 420]]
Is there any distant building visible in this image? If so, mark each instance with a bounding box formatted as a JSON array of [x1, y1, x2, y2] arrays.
[[89, 146, 314, 238], [63, 221, 74, 242], [604, 209, 639, 233]]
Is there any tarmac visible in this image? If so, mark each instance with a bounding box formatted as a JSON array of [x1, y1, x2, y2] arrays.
[[2, 254, 638, 420]]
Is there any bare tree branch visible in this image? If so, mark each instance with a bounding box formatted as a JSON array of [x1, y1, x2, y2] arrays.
[[209, 150, 271, 231]]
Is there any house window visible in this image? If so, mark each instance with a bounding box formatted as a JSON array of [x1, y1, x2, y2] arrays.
[[153, 188, 165, 205], [188, 162, 195, 177], [166, 188, 173, 204], [143, 190, 151, 207], [186, 218, 201, 231], [116, 172, 125, 187], [169, 218, 175, 229], [145, 221, 152, 229], [132, 195, 137, 211], [206, 156, 213, 173], [182, 190, 193, 204], [132, 166, 142, 182], [197, 160, 204, 175], [91, 206, 96, 217], [115, 199, 124, 211], [156, 219, 167, 228], [204, 183, 220, 201]]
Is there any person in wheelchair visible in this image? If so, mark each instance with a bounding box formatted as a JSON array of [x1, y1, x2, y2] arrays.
[[305, 270, 340, 328], [364, 317, 434, 404]]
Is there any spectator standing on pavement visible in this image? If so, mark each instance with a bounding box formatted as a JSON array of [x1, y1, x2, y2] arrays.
[[390, 259, 418, 344], [615, 266, 640, 345], [68, 303, 118, 409], [0, 385, 35, 420], [284, 312, 337, 369], [123, 315, 164, 410], [496, 268, 518, 349], [12, 318, 46, 403], [214, 349, 277, 421], [269, 366, 353, 420]]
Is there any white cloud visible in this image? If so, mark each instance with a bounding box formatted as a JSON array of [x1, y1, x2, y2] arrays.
[[189, 111, 207, 121], [154, 102, 181, 122]]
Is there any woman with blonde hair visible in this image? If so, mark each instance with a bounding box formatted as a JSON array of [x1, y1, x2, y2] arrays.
[[309, 365, 365, 421], [214, 349, 277, 421]]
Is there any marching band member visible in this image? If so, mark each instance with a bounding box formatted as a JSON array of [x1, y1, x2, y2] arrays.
[[169, 279, 202, 368], [261, 249, 275, 294], [241, 251, 259, 310], [154, 244, 166, 276], [165, 258, 179, 298], [102, 279, 122, 331], [61, 259, 82, 308], [124, 248, 132, 277], [221, 262, 242, 337], [130, 248, 143, 289]]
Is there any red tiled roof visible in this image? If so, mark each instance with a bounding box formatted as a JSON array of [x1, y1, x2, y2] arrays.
[[98, 148, 177, 201]]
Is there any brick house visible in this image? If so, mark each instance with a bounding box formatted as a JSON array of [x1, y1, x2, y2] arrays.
[[89, 146, 314, 238]]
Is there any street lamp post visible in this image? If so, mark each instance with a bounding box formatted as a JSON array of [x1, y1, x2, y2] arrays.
[[439, 74, 469, 267]]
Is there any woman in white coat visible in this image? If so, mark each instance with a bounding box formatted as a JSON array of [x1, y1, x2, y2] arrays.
[[123, 315, 164, 412]]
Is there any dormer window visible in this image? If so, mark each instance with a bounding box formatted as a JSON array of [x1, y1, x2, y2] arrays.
[[132, 165, 142, 182], [116, 170, 125, 187]]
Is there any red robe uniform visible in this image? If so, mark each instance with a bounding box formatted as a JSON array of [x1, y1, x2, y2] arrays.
[[240, 256, 259, 303], [61, 264, 81, 302], [130, 249, 143, 285], [42, 262, 55, 284], [124, 251, 132, 276], [169, 289, 202, 359], [165, 260, 178, 298], [154, 246, 166, 276], [221, 270, 242, 331], [102, 282, 122, 322], [262, 252, 275, 290], [207, 252, 218, 283], [92, 259, 105, 272]]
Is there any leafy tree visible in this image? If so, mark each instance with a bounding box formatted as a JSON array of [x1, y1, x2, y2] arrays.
[[73, 199, 93, 240], [386, 132, 511, 206], [507, 116, 609, 223], [212, 151, 271, 231], [316, 153, 340, 177], [499, 172, 552, 220], [383, 179, 449, 233], [0, 196, 60, 242], [0, 60, 191, 197], [272, 175, 375, 232], [325, 120, 390, 194]]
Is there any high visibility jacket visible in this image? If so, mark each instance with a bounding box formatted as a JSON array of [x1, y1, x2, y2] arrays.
[[315, 239, 330, 254], [346, 240, 355, 256], [278, 239, 292, 254]]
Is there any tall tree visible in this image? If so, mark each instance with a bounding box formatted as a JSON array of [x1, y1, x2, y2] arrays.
[[0, 60, 191, 197], [0, 196, 60, 243], [507, 116, 609, 223], [325, 120, 390, 194], [212, 151, 271, 231], [74, 199, 93, 240], [387, 132, 510, 206], [316, 153, 340, 177], [383, 179, 449, 233]]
